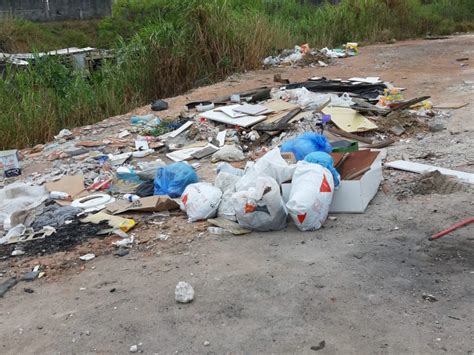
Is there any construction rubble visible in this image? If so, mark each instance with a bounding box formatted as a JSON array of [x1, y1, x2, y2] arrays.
[[1, 71, 473, 297]]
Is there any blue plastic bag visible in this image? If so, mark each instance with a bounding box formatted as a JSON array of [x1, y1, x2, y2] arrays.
[[154, 162, 198, 197], [280, 133, 332, 161], [304, 151, 340, 187]]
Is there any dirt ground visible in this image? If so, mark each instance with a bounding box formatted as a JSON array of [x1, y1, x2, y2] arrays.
[[1, 35, 473, 354]]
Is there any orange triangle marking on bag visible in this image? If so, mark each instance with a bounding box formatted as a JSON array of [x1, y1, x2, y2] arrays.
[[320, 174, 332, 193], [297, 213, 307, 224]]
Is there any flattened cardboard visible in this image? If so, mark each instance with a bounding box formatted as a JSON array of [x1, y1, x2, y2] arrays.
[[81, 212, 135, 234], [45, 175, 88, 206], [323, 107, 378, 133], [106, 196, 180, 215]]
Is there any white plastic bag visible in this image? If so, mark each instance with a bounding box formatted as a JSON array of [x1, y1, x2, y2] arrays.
[[0, 182, 48, 231], [181, 183, 222, 222], [232, 176, 287, 231], [251, 148, 296, 185], [286, 161, 334, 231], [215, 172, 241, 221]]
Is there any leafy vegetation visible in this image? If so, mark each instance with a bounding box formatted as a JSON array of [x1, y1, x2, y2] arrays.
[[1, 0, 473, 149]]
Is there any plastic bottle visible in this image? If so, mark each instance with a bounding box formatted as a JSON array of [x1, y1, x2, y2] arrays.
[[50, 191, 72, 200]]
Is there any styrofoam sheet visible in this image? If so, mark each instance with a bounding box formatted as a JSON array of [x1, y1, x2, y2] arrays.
[[385, 160, 474, 184]]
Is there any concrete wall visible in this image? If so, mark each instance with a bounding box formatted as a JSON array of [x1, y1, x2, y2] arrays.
[[0, 0, 112, 22]]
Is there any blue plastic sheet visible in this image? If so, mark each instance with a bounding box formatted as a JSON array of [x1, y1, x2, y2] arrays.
[[280, 133, 332, 161], [154, 163, 198, 197]]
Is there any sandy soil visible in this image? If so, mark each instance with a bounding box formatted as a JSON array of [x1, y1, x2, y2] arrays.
[[0, 35, 473, 354]]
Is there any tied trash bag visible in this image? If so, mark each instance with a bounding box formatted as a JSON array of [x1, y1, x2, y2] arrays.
[[251, 148, 296, 185], [154, 163, 198, 198], [304, 151, 340, 187], [280, 133, 332, 161], [286, 161, 335, 231], [181, 183, 222, 222], [232, 176, 287, 232]]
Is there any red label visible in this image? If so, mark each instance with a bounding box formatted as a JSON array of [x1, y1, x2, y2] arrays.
[[182, 194, 188, 205], [297, 213, 307, 223], [320, 174, 332, 193], [245, 203, 256, 213]]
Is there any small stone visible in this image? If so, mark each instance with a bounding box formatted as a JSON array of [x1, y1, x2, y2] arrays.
[[24, 288, 34, 293], [204, 341, 210, 346], [114, 249, 129, 257], [428, 118, 446, 132], [130, 345, 138, 353], [85, 330, 91, 336], [175, 281, 195, 303], [21, 271, 39, 281]]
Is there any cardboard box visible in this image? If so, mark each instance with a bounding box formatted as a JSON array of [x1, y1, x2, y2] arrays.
[[330, 150, 383, 213], [281, 150, 383, 214], [0, 150, 21, 177]]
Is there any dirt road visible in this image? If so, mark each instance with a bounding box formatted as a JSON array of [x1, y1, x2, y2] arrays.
[[1, 35, 473, 354]]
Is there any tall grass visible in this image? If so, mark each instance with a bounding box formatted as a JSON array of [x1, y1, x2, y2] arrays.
[[1, 0, 473, 149]]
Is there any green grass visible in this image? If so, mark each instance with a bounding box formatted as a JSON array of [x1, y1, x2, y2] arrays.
[[1, 0, 473, 149]]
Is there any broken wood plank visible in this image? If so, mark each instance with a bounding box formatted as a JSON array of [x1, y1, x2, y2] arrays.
[[254, 108, 301, 131], [391, 96, 431, 111], [327, 126, 373, 144]]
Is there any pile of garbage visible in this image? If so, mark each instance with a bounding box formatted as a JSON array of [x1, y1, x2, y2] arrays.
[[263, 43, 358, 67], [1, 69, 472, 296]]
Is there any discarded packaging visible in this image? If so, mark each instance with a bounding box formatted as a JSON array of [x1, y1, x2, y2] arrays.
[[0, 150, 21, 177]]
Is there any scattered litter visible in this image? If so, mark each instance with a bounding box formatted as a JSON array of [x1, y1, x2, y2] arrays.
[[79, 253, 96, 261], [422, 293, 438, 302], [175, 281, 195, 303], [310, 341, 326, 351]]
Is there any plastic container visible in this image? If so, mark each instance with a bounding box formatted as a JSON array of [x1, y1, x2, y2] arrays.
[[50, 191, 71, 200]]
